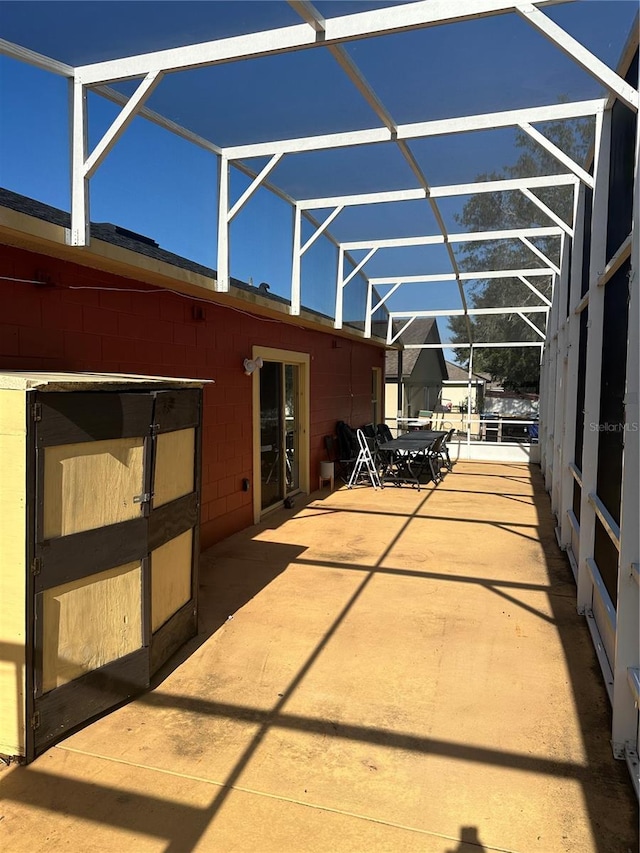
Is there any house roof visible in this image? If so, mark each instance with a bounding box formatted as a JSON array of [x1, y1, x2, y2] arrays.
[[385, 318, 447, 380], [0, 187, 255, 289], [445, 360, 488, 383]]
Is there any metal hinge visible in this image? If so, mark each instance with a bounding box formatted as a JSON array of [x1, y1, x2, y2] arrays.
[[133, 492, 152, 505], [31, 557, 42, 576], [31, 402, 42, 422], [30, 711, 40, 731], [150, 423, 160, 436]]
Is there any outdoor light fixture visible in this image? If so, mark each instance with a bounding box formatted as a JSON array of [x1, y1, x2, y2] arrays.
[[243, 356, 264, 376]]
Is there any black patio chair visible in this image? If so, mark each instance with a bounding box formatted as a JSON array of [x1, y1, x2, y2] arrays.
[[439, 428, 456, 471], [376, 423, 393, 443], [331, 421, 362, 483], [425, 433, 447, 484]]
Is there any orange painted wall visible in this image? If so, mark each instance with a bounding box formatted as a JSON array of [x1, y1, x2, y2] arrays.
[[0, 245, 384, 549]]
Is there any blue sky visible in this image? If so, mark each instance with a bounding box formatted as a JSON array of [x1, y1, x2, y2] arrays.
[[0, 1, 637, 325]]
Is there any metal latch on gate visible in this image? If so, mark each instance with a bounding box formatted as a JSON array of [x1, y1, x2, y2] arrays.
[[30, 712, 40, 730], [133, 492, 152, 505], [31, 557, 42, 576]]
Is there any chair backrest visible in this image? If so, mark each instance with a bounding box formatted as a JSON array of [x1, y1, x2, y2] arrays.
[[376, 423, 393, 443], [361, 423, 376, 438], [336, 420, 358, 459], [418, 410, 433, 418], [445, 428, 455, 442], [429, 434, 446, 453]]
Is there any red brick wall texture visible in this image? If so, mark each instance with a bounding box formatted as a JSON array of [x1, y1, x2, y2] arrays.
[[1, 245, 384, 549]]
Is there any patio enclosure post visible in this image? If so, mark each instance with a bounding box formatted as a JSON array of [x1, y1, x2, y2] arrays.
[[576, 109, 610, 613]]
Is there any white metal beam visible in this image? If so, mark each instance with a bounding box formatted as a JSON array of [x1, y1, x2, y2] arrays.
[[364, 276, 395, 337], [389, 306, 549, 318], [291, 205, 303, 315], [94, 84, 222, 155], [344, 248, 377, 287], [402, 341, 544, 348], [518, 274, 553, 305], [300, 206, 344, 255], [77, 22, 317, 85], [558, 182, 585, 550], [298, 174, 577, 210], [516, 4, 639, 112], [372, 282, 402, 313], [517, 311, 547, 338], [70, 78, 89, 246], [396, 98, 601, 143], [519, 122, 594, 187], [83, 71, 164, 179], [342, 225, 562, 251], [369, 268, 554, 285], [227, 153, 284, 222], [291, 0, 471, 349], [520, 235, 562, 275], [577, 109, 609, 612], [611, 98, 639, 759], [0, 37, 74, 77], [216, 155, 231, 292], [388, 316, 417, 346], [364, 280, 374, 339], [75, 1, 568, 85], [300, 188, 425, 210], [224, 99, 602, 160], [334, 245, 345, 329], [288, 0, 326, 33], [520, 187, 574, 236], [328, 44, 397, 134], [291, 0, 402, 140], [334, 246, 377, 330]]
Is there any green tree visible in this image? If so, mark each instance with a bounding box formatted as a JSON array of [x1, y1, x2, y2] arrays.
[[449, 117, 592, 392]]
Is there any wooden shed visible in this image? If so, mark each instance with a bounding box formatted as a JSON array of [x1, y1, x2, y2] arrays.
[[0, 371, 206, 762]]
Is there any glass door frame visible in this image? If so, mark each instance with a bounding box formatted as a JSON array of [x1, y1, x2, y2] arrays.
[[251, 346, 310, 522]]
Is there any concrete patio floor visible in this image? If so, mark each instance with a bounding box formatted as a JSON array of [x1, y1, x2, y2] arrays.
[[1, 462, 638, 852]]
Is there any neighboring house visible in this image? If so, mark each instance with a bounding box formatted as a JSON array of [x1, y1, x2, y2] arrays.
[[384, 319, 447, 423], [442, 360, 488, 413], [0, 188, 386, 550]]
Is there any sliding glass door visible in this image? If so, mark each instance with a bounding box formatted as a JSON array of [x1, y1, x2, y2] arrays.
[[260, 361, 301, 511]]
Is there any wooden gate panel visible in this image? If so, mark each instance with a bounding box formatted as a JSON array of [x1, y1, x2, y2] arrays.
[[39, 561, 144, 694], [151, 530, 193, 633], [43, 437, 145, 538], [153, 428, 195, 508]]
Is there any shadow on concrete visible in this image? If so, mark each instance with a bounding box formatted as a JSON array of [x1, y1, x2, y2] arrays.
[[445, 825, 487, 852], [152, 537, 306, 688], [1, 465, 638, 851]]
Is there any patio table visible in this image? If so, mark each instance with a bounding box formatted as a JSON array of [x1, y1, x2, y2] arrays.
[[377, 430, 447, 488]]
